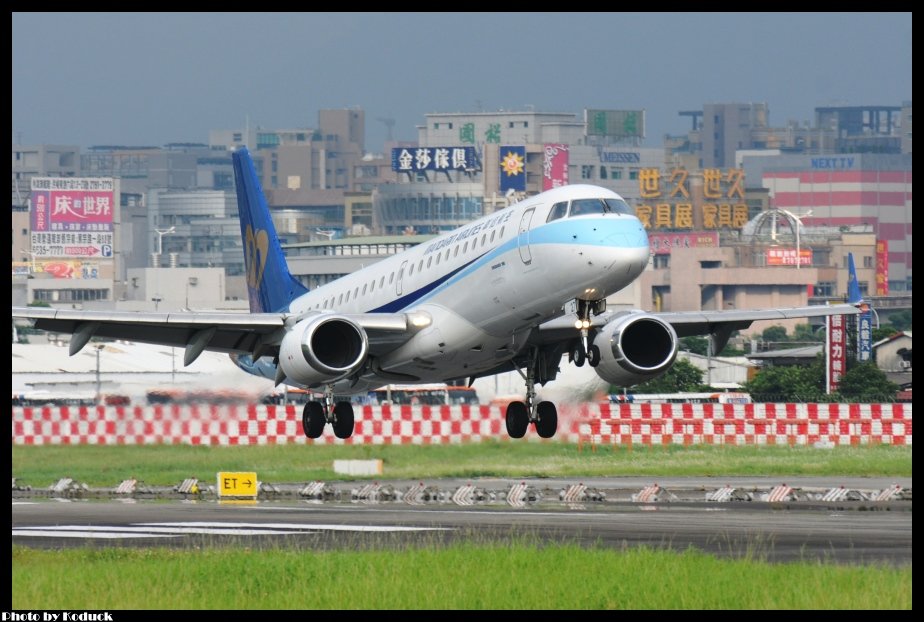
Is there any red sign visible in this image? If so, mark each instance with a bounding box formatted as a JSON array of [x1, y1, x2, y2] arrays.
[[648, 231, 719, 255], [826, 314, 847, 394], [766, 248, 812, 266], [876, 240, 889, 295], [542, 144, 569, 191]]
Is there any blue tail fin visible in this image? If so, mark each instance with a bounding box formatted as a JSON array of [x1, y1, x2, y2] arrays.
[[846, 252, 864, 306], [232, 147, 308, 313]]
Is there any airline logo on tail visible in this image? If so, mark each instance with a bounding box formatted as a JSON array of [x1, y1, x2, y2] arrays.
[[244, 225, 269, 289]]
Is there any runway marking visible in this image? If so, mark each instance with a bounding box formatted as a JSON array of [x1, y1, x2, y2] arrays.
[[13, 529, 177, 540], [15, 525, 318, 537], [11, 502, 36, 505], [254, 506, 625, 520], [140, 521, 449, 533]]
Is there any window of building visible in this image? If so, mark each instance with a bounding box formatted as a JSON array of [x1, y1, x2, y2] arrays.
[[600, 166, 608, 179], [581, 165, 594, 180], [815, 281, 836, 297], [611, 168, 623, 180], [700, 260, 721, 269], [652, 254, 670, 269], [629, 170, 639, 180], [863, 256, 874, 268], [859, 281, 869, 297]]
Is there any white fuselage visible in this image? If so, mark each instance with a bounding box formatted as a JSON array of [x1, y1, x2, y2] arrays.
[[287, 185, 650, 390]]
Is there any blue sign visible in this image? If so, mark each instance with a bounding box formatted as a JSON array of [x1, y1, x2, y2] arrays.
[[858, 310, 873, 362], [810, 157, 855, 170], [499, 146, 526, 192], [600, 151, 640, 163], [392, 147, 479, 172]]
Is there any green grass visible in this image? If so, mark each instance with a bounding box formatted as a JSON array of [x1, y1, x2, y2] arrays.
[[12, 442, 912, 486], [11, 544, 912, 609]]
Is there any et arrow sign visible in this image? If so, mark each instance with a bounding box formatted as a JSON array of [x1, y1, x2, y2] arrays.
[[217, 471, 258, 498]]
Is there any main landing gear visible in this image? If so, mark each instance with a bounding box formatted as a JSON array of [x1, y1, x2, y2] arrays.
[[569, 299, 604, 368], [302, 385, 354, 439], [505, 348, 558, 439]]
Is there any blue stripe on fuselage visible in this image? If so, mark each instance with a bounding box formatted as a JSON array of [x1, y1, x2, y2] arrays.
[[364, 216, 645, 313]]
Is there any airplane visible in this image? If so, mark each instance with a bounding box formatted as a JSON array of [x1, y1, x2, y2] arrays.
[[12, 147, 862, 440]]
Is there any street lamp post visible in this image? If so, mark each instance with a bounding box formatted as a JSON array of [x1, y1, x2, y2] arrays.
[[95, 344, 104, 405], [153, 226, 175, 311]]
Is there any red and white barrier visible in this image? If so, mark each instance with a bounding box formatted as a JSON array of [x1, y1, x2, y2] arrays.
[[10, 403, 911, 446]]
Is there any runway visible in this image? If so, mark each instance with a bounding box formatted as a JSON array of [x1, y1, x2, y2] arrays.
[[12, 477, 911, 565]]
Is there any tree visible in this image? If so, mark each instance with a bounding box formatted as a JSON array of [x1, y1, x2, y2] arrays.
[[792, 323, 824, 342], [888, 309, 912, 332], [761, 325, 788, 342], [679, 336, 709, 356], [744, 358, 826, 402], [836, 362, 899, 401], [626, 359, 705, 393], [872, 326, 898, 343]]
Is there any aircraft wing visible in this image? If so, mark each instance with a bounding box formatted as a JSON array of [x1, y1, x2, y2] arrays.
[[534, 303, 860, 351], [11, 307, 422, 363]]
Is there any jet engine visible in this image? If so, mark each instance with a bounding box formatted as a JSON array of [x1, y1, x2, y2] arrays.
[[278, 315, 369, 386], [592, 312, 678, 387]]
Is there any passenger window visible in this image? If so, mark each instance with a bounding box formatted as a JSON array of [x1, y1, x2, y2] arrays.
[[570, 199, 603, 217], [463, 241, 469, 253], [389, 273, 394, 284], [427, 256, 432, 268], [436, 254, 441, 265], [547, 201, 569, 222], [454, 246, 459, 257], [409, 264, 415, 276], [418, 260, 423, 272], [362, 284, 367, 295], [370, 280, 375, 292], [338, 294, 343, 305], [444, 249, 450, 261], [499, 226, 505, 237], [490, 230, 496, 243], [345, 290, 351, 302], [379, 276, 385, 288], [481, 234, 487, 246], [354, 287, 359, 299]]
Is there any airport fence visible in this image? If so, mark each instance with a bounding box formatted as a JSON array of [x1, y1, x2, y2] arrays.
[[10, 402, 911, 447]]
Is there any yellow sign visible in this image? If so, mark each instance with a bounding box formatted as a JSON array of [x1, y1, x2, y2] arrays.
[[217, 471, 258, 497]]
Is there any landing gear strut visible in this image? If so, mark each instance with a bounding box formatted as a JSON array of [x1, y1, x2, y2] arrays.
[[505, 348, 558, 439], [301, 385, 355, 440], [570, 299, 604, 368]]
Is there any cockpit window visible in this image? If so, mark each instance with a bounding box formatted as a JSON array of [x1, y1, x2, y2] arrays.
[[569, 199, 605, 217], [547, 201, 569, 222], [603, 198, 633, 215]]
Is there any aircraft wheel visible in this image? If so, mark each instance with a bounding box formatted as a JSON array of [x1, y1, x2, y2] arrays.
[[571, 343, 586, 367], [588, 345, 601, 368], [302, 401, 326, 439], [505, 401, 529, 439], [332, 401, 355, 439], [535, 401, 558, 439]]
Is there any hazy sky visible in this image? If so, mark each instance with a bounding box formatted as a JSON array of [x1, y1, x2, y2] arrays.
[[12, 12, 912, 153]]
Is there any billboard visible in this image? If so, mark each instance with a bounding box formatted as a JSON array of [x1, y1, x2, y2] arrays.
[[585, 109, 645, 139], [826, 314, 847, 394], [876, 240, 889, 295], [857, 310, 873, 362], [766, 248, 812, 266], [391, 147, 479, 173], [542, 144, 569, 191], [648, 231, 719, 255], [30, 177, 115, 258], [499, 146, 526, 192]]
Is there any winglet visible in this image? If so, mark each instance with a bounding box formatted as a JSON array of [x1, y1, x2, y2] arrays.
[[232, 147, 308, 313], [846, 252, 865, 307]]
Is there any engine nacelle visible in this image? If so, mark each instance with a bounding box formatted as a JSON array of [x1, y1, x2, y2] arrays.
[[278, 315, 369, 387], [592, 312, 679, 387]]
